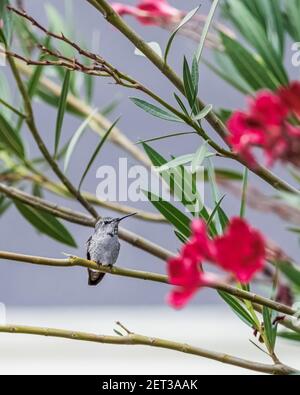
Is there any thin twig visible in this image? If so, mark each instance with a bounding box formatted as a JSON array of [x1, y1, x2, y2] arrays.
[[16, 60, 152, 168], [0, 183, 172, 260], [219, 179, 300, 227], [0, 250, 296, 316], [87, 0, 299, 195], [7, 53, 99, 219], [0, 323, 295, 374]]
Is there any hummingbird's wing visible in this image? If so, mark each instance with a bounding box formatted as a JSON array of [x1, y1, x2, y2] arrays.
[[86, 235, 106, 286], [86, 236, 92, 260]]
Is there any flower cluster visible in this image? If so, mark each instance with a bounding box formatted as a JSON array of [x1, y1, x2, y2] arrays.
[[227, 82, 300, 168], [167, 218, 266, 309], [111, 0, 181, 26]]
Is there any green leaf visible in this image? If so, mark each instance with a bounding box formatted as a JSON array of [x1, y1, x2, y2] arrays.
[[156, 154, 194, 172], [157, 152, 214, 173], [205, 168, 242, 181], [219, 291, 257, 328], [223, 0, 288, 85], [220, 33, 278, 91], [195, 0, 220, 63], [204, 55, 251, 95], [191, 142, 208, 174], [207, 195, 226, 228], [54, 70, 71, 157], [0, 195, 11, 216], [0, 0, 12, 46], [192, 104, 213, 122], [136, 132, 195, 145], [45, 3, 74, 57], [278, 261, 300, 288], [164, 6, 200, 63], [131, 98, 182, 122], [174, 230, 189, 244], [183, 57, 197, 110], [240, 167, 248, 218], [0, 70, 12, 120], [15, 201, 76, 247], [78, 118, 119, 191], [263, 307, 277, 352], [0, 113, 25, 158], [173, 93, 189, 116], [278, 332, 300, 342], [144, 191, 191, 238], [64, 108, 98, 173], [143, 143, 217, 234], [28, 36, 51, 98], [285, 0, 300, 42], [101, 97, 121, 117], [207, 159, 228, 233]]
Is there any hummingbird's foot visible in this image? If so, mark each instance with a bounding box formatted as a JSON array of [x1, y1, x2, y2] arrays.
[[96, 262, 113, 268]]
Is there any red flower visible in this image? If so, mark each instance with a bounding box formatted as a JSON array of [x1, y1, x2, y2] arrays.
[[213, 218, 266, 284], [227, 87, 300, 167], [166, 218, 266, 308], [167, 256, 208, 308], [279, 81, 300, 118], [112, 0, 181, 26]]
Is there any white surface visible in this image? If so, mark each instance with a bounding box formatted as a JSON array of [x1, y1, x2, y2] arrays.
[[0, 306, 298, 375]]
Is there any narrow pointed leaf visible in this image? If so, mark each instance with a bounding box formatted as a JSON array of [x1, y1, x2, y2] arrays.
[[278, 332, 300, 342], [54, 70, 71, 156], [191, 142, 208, 174], [219, 291, 257, 328], [136, 131, 195, 145], [193, 105, 213, 121], [240, 168, 249, 218], [164, 6, 200, 63], [278, 261, 300, 288], [196, 0, 220, 63], [0, 0, 12, 46], [78, 118, 119, 191], [0, 113, 25, 158], [144, 191, 191, 238], [263, 306, 277, 352], [131, 98, 182, 122], [64, 108, 99, 173], [14, 201, 76, 247]]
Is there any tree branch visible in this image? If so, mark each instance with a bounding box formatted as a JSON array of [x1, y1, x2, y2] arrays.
[[7, 55, 99, 219], [86, 0, 299, 195], [0, 183, 173, 261], [0, 323, 295, 375], [16, 60, 152, 168], [0, 250, 296, 316]]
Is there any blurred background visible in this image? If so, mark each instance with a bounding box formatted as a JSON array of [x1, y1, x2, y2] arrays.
[[0, 0, 299, 374]]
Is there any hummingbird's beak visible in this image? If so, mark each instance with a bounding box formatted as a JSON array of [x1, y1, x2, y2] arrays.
[[117, 212, 138, 222]]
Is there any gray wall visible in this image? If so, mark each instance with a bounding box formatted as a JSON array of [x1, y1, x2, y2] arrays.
[[0, 0, 298, 306]]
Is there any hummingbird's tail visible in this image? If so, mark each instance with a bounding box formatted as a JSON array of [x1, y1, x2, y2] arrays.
[[88, 269, 105, 286]]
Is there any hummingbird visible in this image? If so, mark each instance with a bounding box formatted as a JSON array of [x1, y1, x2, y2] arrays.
[[86, 213, 137, 286]]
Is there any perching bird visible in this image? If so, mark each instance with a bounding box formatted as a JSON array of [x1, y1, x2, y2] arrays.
[[86, 213, 137, 286]]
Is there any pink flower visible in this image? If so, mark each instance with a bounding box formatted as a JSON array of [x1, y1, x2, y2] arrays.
[[167, 256, 208, 308], [227, 87, 300, 167], [213, 218, 266, 284], [279, 81, 300, 118], [166, 218, 266, 308], [111, 0, 181, 26]]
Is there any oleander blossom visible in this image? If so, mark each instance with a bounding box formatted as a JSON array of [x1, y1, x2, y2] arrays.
[[227, 83, 300, 167], [167, 218, 266, 308], [111, 0, 182, 26]]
